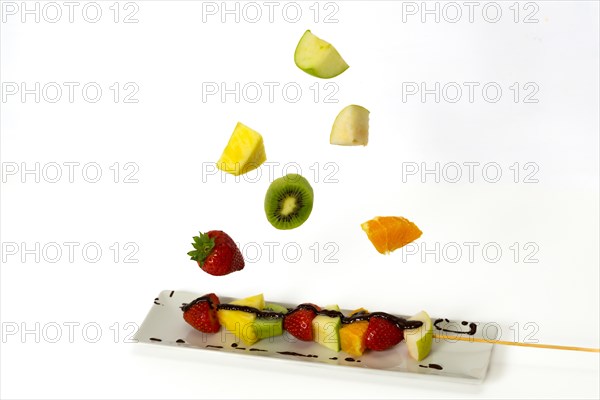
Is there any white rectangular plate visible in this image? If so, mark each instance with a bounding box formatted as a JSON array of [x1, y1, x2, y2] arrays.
[[135, 290, 494, 383]]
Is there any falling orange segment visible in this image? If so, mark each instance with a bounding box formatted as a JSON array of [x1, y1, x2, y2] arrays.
[[361, 218, 388, 254], [361, 216, 422, 254]]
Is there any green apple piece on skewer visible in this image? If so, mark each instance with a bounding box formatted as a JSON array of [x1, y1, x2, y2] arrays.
[[405, 310, 433, 361], [330, 105, 370, 146], [312, 305, 342, 352], [294, 30, 349, 79]]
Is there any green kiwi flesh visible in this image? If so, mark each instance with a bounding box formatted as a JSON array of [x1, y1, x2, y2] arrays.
[[264, 174, 314, 230]]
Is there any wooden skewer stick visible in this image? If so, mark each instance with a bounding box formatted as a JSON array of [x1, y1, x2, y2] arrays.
[[433, 334, 600, 353]]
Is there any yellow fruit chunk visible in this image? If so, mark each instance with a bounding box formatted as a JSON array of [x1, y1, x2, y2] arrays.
[[312, 305, 342, 352], [217, 294, 265, 346], [217, 122, 266, 176], [340, 321, 369, 357], [361, 216, 422, 254]]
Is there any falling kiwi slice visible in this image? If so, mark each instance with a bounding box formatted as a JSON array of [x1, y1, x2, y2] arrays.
[[264, 174, 314, 230]]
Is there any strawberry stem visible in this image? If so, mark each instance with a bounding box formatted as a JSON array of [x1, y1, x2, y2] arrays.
[[187, 232, 215, 267]]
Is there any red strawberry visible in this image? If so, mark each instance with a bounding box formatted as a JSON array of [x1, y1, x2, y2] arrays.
[[364, 316, 404, 351], [283, 304, 320, 341], [188, 231, 244, 276], [182, 293, 221, 333]]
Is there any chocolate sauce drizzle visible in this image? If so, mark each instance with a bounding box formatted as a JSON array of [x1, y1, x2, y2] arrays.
[[277, 351, 318, 358], [181, 294, 215, 312], [181, 294, 481, 356], [215, 302, 423, 330], [419, 363, 443, 370], [216, 304, 286, 319], [434, 318, 477, 335]]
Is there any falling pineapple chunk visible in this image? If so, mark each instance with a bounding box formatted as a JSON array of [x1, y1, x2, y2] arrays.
[[217, 122, 267, 176]]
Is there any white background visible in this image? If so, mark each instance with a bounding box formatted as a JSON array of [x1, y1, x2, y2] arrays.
[[1, 0, 599, 398]]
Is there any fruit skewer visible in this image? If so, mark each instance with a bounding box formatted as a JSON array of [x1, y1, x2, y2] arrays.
[[181, 293, 434, 361], [181, 293, 600, 361]]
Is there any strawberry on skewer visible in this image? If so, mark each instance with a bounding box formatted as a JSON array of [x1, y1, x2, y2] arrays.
[[181, 293, 221, 333], [283, 305, 320, 342], [364, 316, 404, 351]]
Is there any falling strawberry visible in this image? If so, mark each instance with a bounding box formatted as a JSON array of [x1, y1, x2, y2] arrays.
[[181, 293, 221, 333], [283, 304, 319, 341], [364, 316, 404, 351], [188, 231, 245, 276]]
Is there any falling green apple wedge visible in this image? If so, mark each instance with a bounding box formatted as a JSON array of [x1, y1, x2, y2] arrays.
[[405, 310, 433, 361], [294, 30, 349, 79], [330, 105, 370, 146]]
